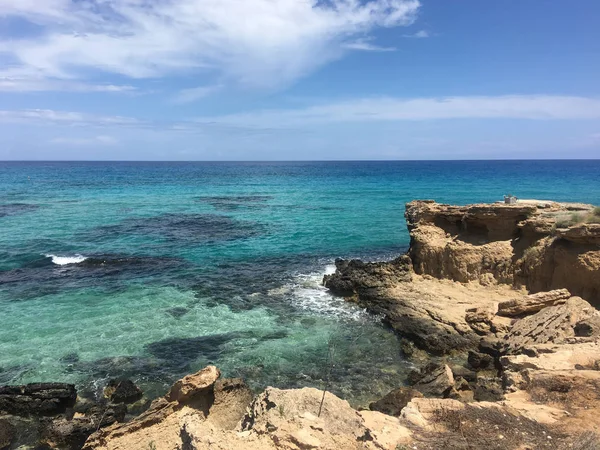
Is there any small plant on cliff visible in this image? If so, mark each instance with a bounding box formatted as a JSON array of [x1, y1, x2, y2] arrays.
[[318, 337, 337, 418]]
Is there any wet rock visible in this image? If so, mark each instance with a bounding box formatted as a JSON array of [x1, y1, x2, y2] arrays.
[[0, 383, 77, 416], [410, 363, 455, 398], [368, 387, 423, 416], [323, 256, 412, 298], [497, 289, 571, 317], [103, 379, 143, 404]]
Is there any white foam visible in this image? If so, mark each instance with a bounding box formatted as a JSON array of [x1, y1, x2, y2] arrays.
[[45, 254, 88, 265], [288, 266, 374, 323]]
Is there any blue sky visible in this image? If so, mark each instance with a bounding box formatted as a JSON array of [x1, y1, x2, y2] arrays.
[[0, 0, 599, 160]]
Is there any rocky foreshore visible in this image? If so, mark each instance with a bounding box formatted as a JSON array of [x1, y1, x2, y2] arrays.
[[2, 199, 600, 449]]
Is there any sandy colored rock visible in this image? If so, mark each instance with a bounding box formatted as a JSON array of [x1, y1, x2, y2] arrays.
[[405, 200, 600, 306], [497, 288, 571, 317], [504, 297, 600, 353], [166, 365, 220, 403]]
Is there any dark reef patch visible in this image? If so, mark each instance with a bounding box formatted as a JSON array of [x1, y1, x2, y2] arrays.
[[0, 254, 188, 301], [0, 203, 39, 218], [88, 213, 263, 243], [145, 332, 244, 368], [195, 195, 274, 212]]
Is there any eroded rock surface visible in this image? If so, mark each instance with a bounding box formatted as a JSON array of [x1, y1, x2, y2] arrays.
[[405, 200, 600, 306]]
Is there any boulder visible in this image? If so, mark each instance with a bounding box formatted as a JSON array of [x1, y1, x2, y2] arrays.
[[166, 366, 220, 403], [103, 379, 143, 404], [368, 387, 423, 416], [497, 289, 571, 317], [0, 383, 77, 416], [410, 363, 455, 397]]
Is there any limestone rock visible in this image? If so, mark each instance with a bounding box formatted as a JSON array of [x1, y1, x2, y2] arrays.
[[504, 297, 600, 353], [368, 387, 423, 416], [208, 378, 253, 430], [405, 200, 600, 306], [167, 366, 220, 403], [411, 363, 455, 397], [497, 288, 571, 317]]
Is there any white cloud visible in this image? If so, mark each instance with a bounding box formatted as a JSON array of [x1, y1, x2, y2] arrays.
[[404, 30, 430, 38], [0, 78, 137, 93], [0, 109, 141, 126], [51, 135, 118, 146], [0, 0, 420, 90], [172, 84, 222, 104], [194, 95, 600, 128], [343, 38, 396, 52]]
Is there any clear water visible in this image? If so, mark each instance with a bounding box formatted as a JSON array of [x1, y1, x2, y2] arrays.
[[1, 161, 599, 405]]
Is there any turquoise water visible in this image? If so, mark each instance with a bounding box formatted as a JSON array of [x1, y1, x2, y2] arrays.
[[1, 161, 599, 404]]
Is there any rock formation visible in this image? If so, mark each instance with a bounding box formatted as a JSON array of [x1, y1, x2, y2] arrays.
[[405, 200, 600, 305]]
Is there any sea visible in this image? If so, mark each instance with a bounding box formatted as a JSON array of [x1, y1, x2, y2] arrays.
[[1, 160, 599, 405]]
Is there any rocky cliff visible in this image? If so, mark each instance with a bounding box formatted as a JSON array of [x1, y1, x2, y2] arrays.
[[406, 200, 600, 306]]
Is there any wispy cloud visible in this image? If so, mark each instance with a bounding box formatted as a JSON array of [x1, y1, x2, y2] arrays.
[[343, 38, 396, 52], [0, 109, 141, 127], [404, 30, 430, 38], [0, 0, 420, 91], [193, 95, 600, 128], [172, 84, 222, 104], [0, 78, 137, 93], [51, 135, 118, 146]]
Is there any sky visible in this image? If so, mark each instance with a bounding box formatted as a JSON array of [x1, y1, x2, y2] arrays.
[[0, 0, 599, 160]]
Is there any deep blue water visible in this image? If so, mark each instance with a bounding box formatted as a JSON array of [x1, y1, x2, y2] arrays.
[[0, 160, 599, 404]]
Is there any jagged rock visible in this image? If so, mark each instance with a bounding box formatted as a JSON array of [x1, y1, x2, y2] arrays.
[[467, 351, 494, 371], [410, 363, 455, 397], [473, 378, 505, 402], [465, 306, 496, 334], [497, 289, 571, 317], [368, 387, 423, 416], [208, 378, 253, 430], [323, 256, 412, 298], [504, 297, 600, 353], [166, 366, 220, 403], [104, 379, 143, 404], [0, 383, 77, 416], [46, 404, 127, 450], [0, 418, 15, 450]]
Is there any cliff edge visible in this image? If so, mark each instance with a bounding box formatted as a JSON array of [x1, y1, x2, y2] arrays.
[[406, 200, 600, 305]]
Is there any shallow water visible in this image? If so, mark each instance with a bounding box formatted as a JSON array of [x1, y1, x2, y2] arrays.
[[1, 161, 599, 405]]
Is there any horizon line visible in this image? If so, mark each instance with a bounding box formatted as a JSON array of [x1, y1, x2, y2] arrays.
[[2, 158, 600, 163]]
